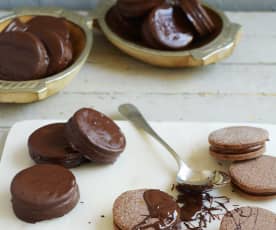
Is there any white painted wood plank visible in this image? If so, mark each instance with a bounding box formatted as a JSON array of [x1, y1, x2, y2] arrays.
[[0, 93, 276, 126]]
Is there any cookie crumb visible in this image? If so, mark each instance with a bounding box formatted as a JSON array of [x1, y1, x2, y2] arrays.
[[80, 201, 84, 204], [101, 215, 105, 218], [171, 184, 175, 191], [88, 221, 91, 224]]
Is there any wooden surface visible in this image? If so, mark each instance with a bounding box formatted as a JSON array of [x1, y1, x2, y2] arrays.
[[0, 0, 275, 11], [1, 12, 276, 156]]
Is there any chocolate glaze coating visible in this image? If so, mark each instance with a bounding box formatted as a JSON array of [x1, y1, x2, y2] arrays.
[[28, 123, 85, 168], [65, 108, 126, 163], [144, 5, 194, 50], [0, 31, 49, 81], [117, 0, 164, 18], [3, 18, 27, 32], [26, 16, 70, 41], [11, 164, 79, 223]]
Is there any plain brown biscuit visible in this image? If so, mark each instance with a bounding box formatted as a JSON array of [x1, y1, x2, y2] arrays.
[[209, 146, 265, 161], [209, 126, 269, 150], [229, 156, 276, 195], [220, 207, 276, 230]]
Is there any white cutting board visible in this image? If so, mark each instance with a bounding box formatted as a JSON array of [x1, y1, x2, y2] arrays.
[[0, 120, 275, 230]]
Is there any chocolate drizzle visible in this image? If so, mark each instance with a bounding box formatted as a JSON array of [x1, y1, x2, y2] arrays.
[[133, 190, 180, 230], [176, 185, 230, 230]]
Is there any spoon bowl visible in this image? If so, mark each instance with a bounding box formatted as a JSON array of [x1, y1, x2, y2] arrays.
[[119, 103, 230, 190]]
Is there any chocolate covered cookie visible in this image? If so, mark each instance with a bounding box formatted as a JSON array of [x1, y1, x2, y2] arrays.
[[229, 155, 276, 195], [28, 123, 85, 168], [11, 164, 80, 223], [113, 189, 180, 229], [0, 31, 49, 81], [142, 4, 194, 50], [208, 126, 269, 161], [65, 108, 126, 164], [220, 207, 276, 230]]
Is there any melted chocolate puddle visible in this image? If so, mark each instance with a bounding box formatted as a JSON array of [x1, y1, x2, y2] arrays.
[[176, 185, 231, 230], [133, 190, 180, 230]]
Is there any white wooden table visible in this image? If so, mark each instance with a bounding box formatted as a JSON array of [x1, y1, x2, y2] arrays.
[[0, 12, 276, 156]]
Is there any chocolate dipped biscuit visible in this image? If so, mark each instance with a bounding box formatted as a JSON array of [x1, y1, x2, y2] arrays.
[[28, 123, 85, 168], [229, 156, 276, 195], [27, 16, 73, 75], [3, 18, 27, 32], [179, 0, 215, 37], [11, 164, 80, 223], [117, 0, 164, 18], [220, 207, 276, 230], [142, 4, 194, 50], [65, 108, 126, 164], [0, 31, 49, 81], [26, 16, 70, 41], [106, 5, 142, 41], [113, 189, 180, 229]]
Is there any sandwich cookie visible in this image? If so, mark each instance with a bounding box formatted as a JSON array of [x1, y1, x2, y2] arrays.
[[117, 0, 164, 18], [142, 4, 194, 50], [229, 155, 276, 195], [28, 123, 85, 168], [10, 164, 80, 223], [179, 0, 215, 37], [113, 189, 180, 229], [208, 126, 269, 161], [65, 108, 126, 164], [0, 31, 49, 81], [220, 207, 276, 230]]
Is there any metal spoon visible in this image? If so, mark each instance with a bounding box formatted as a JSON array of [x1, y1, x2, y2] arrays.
[[118, 104, 230, 190]]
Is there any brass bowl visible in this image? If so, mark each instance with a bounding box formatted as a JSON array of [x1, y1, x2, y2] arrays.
[[97, 0, 242, 68], [0, 7, 93, 103]]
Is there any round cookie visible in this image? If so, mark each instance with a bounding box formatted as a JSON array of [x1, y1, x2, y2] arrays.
[[209, 146, 265, 161], [229, 156, 276, 195], [28, 123, 86, 168], [26, 16, 70, 41], [0, 31, 49, 81], [65, 108, 126, 164], [117, 0, 164, 18], [209, 126, 269, 150], [220, 207, 276, 230], [113, 189, 180, 229], [10, 164, 80, 223], [179, 0, 215, 37], [143, 4, 194, 50]]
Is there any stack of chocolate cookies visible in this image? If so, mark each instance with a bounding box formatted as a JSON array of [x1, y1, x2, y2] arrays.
[[106, 0, 222, 50], [0, 16, 74, 81], [208, 126, 276, 197], [28, 108, 126, 167]]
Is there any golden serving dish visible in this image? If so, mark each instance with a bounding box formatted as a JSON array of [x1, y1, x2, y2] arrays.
[[0, 7, 93, 103], [97, 0, 242, 68]]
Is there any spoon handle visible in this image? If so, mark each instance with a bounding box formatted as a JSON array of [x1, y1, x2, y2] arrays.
[[119, 104, 184, 168]]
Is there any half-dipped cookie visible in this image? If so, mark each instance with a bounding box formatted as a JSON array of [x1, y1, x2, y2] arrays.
[[113, 189, 180, 229], [65, 108, 126, 164], [0, 31, 49, 81], [208, 126, 269, 161], [220, 207, 276, 230], [11, 164, 80, 223], [28, 123, 86, 168], [229, 155, 276, 195], [142, 4, 194, 50]]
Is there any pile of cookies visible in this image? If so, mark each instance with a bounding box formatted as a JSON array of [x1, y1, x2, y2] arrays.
[[11, 108, 126, 223], [208, 126, 276, 196], [0, 16, 74, 81], [106, 0, 220, 50]]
